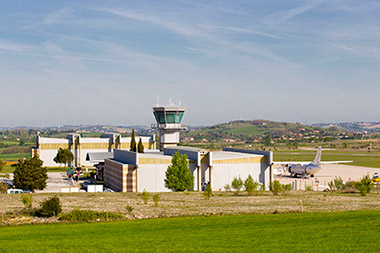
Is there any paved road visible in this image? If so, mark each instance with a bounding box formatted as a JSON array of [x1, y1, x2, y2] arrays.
[[36, 172, 83, 193]]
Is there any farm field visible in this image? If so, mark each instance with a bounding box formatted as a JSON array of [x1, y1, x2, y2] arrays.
[[0, 211, 379, 252]]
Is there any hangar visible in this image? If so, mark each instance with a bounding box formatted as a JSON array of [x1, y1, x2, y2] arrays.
[[104, 146, 272, 192], [31, 133, 155, 167]]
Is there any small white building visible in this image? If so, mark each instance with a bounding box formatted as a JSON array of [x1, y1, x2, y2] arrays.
[[31, 133, 156, 167], [104, 146, 272, 192]]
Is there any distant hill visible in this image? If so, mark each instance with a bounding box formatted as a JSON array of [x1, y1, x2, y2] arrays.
[[312, 122, 380, 133], [183, 120, 344, 143]]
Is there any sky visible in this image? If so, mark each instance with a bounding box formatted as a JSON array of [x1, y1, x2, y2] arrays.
[[1, 0, 380, 127]]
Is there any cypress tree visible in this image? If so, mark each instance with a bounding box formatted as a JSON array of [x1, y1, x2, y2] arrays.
[[130, 128, 137, 152], [138, 138, 145, 153]]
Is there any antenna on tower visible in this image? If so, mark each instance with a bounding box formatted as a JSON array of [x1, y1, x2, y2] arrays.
[[156, 96, 160, 107]]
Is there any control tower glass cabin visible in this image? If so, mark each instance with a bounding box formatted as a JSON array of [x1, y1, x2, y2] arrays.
[[152, 106, 186, 151]]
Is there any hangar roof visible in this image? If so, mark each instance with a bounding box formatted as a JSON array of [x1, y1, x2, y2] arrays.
[[212, 151, 263, 160]]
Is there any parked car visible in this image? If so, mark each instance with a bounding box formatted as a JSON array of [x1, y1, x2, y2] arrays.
[[7, 189, 24, 194], [103, 187, 114, 192]]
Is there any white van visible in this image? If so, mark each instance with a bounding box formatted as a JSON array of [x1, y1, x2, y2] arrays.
[[7, 189, 24, 194]]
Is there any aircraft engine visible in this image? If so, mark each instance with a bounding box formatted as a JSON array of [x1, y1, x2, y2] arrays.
[[287, 166, 292, 173]]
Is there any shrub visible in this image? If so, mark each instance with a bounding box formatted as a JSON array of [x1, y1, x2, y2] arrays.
[[20, 193, 33, 208], [282, 183, 291, 192], [270, 180, 282, 196], [334, 176, 345, 190], [37, 196, 62, 217], [0, 182, 9, 193], [224, 184, 231, 192], [355, 174, 373, 196], [231, 177, 243, 195], [305, 185, 313, 191], [141, 189, 150, 204], [125, 205, 134, 213], [153, 194, 160, 207], [203, 184, 213, 199], [60, 209, 122, 222], [244, 175, 259, 196]]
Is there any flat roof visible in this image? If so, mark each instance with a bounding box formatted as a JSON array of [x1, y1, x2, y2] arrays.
[[165, 146, 208, 153], [139, 152, 171, 160], [212, 151, 263, 160]]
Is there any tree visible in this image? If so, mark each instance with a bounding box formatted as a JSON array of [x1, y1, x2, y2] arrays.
[[13, 156, 48, 192], [130, 128, 136, 152], [0, 156, 5, 173], [165, 151, 194, 192], [53, 148, 74, 168], [265, 134, 272, 146], [231, 176, 243, 194], [138, 138, 144, 153]]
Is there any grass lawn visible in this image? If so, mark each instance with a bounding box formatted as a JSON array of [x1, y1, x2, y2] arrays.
[[0, 211, 379, 252], [0, 152, 30, 161], [274, 152, 380, 168]]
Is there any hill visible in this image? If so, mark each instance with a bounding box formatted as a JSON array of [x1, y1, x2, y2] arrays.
[[182, 120, 345, 144]]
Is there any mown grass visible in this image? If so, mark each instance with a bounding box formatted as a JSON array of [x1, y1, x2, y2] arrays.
[[0, 152, 30, 161], [274, 153, 380, 168], [0, 211, 379, 252]]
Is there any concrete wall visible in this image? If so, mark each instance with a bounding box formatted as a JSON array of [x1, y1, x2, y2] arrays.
[[222, 148, 272, 189], [212, 163, 263, 191], [137, 164, 170, 192]]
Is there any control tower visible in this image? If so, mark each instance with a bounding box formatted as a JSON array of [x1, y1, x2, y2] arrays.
[[152, 106, 187, 151]]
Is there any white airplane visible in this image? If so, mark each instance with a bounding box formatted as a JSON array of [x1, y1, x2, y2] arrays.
[[274, 147, 352, 178]]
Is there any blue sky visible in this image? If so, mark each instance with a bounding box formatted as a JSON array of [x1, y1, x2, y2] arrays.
[[1, 0, 380, 127]]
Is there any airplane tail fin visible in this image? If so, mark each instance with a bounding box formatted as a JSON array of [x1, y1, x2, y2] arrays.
[[312, 146, 322, 165]]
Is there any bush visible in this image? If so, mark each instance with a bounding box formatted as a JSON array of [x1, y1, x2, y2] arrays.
[[20, 193, 33, 208], [305, 185, 313, 191], [231, 177, 243, 195], [270, 180, 282, 196], [244, 175, 259, 196], [270, 180, 291, 195], [141, 189, 150, 204], [153, 194, 160, 207], [224, 184, 231, 192], [60, 209, 122, 222], [0, 182, 9, 193], [37, 196, 62, 217], [203, 184, 213, 199], [328, 176, 350, 192], [125, 205, 134, 213], [355, 174, 373, 196]]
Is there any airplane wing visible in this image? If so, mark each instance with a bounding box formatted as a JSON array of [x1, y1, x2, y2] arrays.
[[273, 162, 309, 165], [320, 161, 353, 164], [273, 161, 353, 165]]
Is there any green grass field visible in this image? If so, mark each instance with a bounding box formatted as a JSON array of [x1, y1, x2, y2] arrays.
[[0, 211, 379, 252], [274, 152, 380, 168]]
